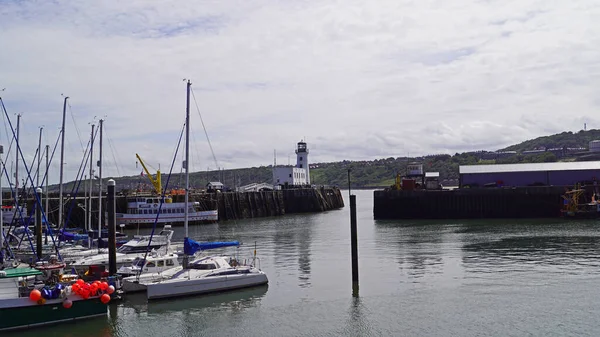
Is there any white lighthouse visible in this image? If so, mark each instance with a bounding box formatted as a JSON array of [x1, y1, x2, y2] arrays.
[[273, 140, 311, 187]]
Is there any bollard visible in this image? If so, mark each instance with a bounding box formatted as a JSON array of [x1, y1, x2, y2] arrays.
[[107, 179, 117, 275], [36, 188, 43, 260]]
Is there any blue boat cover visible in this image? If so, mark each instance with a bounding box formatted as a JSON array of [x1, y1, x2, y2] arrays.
[[59, 229, 88, 241], [184, 237, 240, 256]]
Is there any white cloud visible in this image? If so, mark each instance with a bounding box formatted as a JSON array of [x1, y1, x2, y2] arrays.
[[1, 0, 599, 186]]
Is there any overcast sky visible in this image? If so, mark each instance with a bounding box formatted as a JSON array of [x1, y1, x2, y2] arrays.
[[1, 0, 599, 186]]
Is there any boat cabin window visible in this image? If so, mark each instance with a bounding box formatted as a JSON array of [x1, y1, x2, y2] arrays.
[[118, 245, 163, 254], [132, 258, 145, 267], [190, 262, 217, 270], [146, 199, 152, 203], [166, 259, 174, 266], [157, 260, 164, 267], [146, 262, 155, 268]]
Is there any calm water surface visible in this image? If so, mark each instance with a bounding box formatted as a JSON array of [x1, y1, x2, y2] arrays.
[[9, 189, 600, 336]]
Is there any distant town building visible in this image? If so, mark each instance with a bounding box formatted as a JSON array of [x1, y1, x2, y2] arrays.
[[273, 140, 311, 186], [459, 161, 600, 187], [206, 181, 224, 192], [590, 140, 600, 152]]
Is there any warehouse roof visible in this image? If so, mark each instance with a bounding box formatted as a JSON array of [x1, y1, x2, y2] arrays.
[[459, 161, 600, 174]]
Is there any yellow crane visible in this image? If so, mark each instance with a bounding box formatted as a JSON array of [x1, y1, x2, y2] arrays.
[[136, 153, 162, 195]]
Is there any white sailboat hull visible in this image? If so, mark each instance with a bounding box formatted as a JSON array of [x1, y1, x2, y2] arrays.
[[146, 270, 268, 300], [122, 280, 148, 293]]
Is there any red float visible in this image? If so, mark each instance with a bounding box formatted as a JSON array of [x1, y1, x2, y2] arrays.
[[100, 294, 110, 304], [29, 289, 41, 302]]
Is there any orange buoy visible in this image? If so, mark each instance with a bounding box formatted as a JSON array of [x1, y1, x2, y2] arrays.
[[100, 294, 110, 304], [76, 279, 84, 286], [63, 299, 73, 309], [100, 282, 108, 291], [29, 289, 42, 302], [107, 285, 115, 295]]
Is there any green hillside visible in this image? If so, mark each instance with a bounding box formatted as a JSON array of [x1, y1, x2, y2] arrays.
[[501, 129, 600, 152], [60, 129, 600, 191]]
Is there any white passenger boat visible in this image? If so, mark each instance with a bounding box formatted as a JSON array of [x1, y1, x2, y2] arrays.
[[116, 197, 218, 226]]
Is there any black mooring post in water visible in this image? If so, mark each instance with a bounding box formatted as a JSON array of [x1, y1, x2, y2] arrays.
[[107, 179, 117, 275], [348, 169, 359, 296], [350, 195, 359, 296], [35, 187, 42, 261], [347, 169, 352, 198]]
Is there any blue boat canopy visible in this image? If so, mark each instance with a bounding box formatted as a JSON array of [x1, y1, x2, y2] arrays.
[[58, 229, 88, 242], [184, 237, 240, 256]]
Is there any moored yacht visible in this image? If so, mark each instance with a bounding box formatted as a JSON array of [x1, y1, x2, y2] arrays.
[[69, 225, 179, 269], [145, 253, 268, 300], [125, 81, 268, 300], [117, 252, 180, 278], [121, 240, 240, 293]]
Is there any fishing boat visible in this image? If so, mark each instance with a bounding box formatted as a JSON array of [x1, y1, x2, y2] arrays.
[[560, 188, 600, 219], [0, 266, 110, 332]]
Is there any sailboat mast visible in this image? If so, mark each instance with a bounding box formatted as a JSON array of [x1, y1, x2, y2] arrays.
[[185, 80, 190, 239], [58, 97, 68, 229], [36, 127, 43, 188], [14, 113, 20, 206], [88, 123, 94, 248], [44, 145, 49, 219], [98, 118, 103, 248], [183, 80, 191, 269]]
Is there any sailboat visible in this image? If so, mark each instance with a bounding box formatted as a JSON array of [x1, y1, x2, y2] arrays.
[[127, 80, 267, 299]]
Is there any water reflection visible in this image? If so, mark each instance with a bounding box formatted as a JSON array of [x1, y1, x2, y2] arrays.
[[374, 220, 445, 279], [122, 285, 268, 314], [341, 296, 375, 337], [462, 235, 600, 274], [272, 215, 314, 288], [297, 217, 313, 288]]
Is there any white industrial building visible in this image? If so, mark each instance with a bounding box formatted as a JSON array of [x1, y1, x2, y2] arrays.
[[273, 140, 311, 186]]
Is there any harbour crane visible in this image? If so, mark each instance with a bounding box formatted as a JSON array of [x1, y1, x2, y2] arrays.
[[136, 153, 162, 195]]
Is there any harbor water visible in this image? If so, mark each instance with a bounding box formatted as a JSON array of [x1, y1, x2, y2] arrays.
[[7, 189, 600, 336]]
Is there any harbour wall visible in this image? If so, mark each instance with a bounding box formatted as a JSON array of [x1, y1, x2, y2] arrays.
[[6, 186, 345, 227], [373, 186, 577, 219], [213, 186, 345, 221]]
